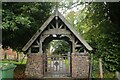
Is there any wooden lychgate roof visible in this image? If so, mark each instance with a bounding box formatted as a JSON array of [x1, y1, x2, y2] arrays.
[[22, 10, 93, 51]]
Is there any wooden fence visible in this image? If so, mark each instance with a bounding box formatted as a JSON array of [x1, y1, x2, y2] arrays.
[[90, 56, 120, 79]]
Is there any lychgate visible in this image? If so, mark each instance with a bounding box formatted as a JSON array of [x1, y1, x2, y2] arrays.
[[22, 10, 92, 79]]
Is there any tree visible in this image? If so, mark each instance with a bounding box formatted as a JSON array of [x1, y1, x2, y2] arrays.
[[2, 2, 55, 51], [65, 2, 120, 72], [84, 2, 120, 72], [48, 40, 71, 55]]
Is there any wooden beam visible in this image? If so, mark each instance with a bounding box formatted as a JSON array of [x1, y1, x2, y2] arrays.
[[55, 9, 58, 16], [22, 10, 93, 52], [75, 44, 82, 47], [40, 35, 49, 43], [51, 24, 55, 29], [39, 40, 42, 54], [43, 29, 71, 35], [89, 53, 93, 79], [75, 40, 82, 47], [72, 41, 75, 53], [28, 48, 31, 54], [32, 45, 39, 47], [58, 11, 93, 51], [36, 40, 39, 45], [63, 25, 66, 30], [59, 24, 63, 29], [22, 12, 56, 51], [56, 20, 58, 29], [84, 49, 87, 53], [69, 35, 75, 53], [75, 40, 78, 45]]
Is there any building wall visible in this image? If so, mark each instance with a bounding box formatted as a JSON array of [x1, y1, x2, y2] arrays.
[[25, 53, 43, 78], [72, 53, 89, 78], [25, 53, 89, 79]]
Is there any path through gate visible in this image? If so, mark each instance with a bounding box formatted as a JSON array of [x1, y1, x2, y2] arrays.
[[44, 53, 71, 78]]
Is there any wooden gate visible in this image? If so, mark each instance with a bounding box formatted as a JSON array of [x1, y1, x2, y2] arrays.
[[43, 53, 71, 78], [22, 10, 93, 79]]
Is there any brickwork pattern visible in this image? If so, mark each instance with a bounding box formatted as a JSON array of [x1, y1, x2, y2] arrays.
[[72, 53, 89, 78], [25, 53, 43, 78]]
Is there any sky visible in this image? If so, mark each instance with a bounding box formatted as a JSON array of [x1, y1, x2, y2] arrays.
[[57, 0, 86, 16]]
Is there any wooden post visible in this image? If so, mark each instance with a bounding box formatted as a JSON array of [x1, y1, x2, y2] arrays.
[[20, 54, 27, 64], [99, 58, 103, 79], [84, 49, 87, 54], [72, 42, 75, 53], [4, 51, 7, 60], [28, 48, 31, 54], [0, 45, 2, 60], [39, 38, 43, 54], [89, 53, 93, 80], [16, 52, 19, 62], [71, 35, 75, 53], [116, 71, 120, 80]]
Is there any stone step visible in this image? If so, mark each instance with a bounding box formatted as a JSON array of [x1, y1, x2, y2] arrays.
[[43, 78, 72, 80], [43, 78, 88, 80]]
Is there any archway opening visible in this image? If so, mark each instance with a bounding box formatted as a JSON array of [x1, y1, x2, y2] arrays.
[[42, 35, 72, 77], [45, 40, 71, 56]]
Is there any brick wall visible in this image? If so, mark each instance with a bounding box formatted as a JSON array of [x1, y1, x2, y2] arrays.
[[25, 53, 89, 79], [72, 53, 89, 78], [25, 53, 43, 78]]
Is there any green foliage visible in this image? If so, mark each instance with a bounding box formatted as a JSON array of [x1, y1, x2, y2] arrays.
[[66, 11, 75, 27], [2, 1, 120, 73], [65, 2, 120, 72], [49, 40, 71, 55], [84, 2, 120, 72], [92, 57, 115, 78], [2, 2, 55, 51]]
